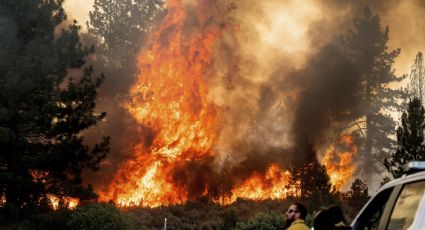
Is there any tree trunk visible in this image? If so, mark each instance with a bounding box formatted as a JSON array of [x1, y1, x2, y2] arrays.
[[364, 72, 373, 185]]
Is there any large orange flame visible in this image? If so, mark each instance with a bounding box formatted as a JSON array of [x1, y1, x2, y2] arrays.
[[322, 134, 357, 190], [229, 164, 296, 203], [100, 0, 219, 207]]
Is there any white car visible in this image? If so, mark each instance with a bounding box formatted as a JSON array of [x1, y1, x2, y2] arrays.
[[351, 162, 425, 230]]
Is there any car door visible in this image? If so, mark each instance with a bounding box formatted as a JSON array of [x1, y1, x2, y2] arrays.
[[351, 187, 395, 230]]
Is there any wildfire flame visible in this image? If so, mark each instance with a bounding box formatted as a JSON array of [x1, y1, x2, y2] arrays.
[[47, 195, 79, 210], [100, 0, 219, 207], [322, 134, 357, 190], [230, 164, 296, 202], [30, 170, 80, 210]]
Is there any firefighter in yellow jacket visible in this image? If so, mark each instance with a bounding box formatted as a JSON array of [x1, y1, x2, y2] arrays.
[[285, 203, 310, 230]]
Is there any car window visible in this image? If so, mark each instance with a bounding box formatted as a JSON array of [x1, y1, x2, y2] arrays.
[[354, 188, 393, 230], [387, 180, 425, 230]]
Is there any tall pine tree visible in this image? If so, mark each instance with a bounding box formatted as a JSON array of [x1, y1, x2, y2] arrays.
[[408, 52, 425, 103], [342, 178, 370, 221], [287, 145, 338, 212], [87, 0, 165, 67], [0, 0, 109, 215], [384, 97, 425, 178], [343, 7, 405, 179]]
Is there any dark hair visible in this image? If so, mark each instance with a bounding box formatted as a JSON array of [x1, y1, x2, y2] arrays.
[[313, 209, 332, 230], [294, 203, 308, 220], [313, 205, 348, 230], [327, 205, 347, 225]]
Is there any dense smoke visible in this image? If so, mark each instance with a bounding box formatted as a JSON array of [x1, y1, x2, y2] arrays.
[[208, 0, 359, 170], [71, 0, 425, 196]]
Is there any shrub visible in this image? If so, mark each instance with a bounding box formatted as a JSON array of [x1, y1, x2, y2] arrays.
[[67, 203, 133, 230], [235, 212, 285, 230]]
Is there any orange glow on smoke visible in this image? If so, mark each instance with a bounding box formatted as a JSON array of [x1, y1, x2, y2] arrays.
[[322, 134, 357, 190], [100, 0, 219, 207]]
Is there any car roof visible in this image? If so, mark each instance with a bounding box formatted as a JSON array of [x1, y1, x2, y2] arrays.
[[351, 170, 425, 228], [380, 170, 425, 191]]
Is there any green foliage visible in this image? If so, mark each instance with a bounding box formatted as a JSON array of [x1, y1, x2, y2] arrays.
[[0, 208, 71, 230], [29, 208, 72, 230], [67, 203, 133, 230], [304, 213, 314, 227], [124, 199, 290, 229], [220, 209, 239, 230], [343, 6, 405, 177], [235, 212, 285, 230], [0, 0, 109, 218], [384, 97, 425, 178]]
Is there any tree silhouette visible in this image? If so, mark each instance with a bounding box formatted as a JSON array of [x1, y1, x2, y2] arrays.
[[343, 6, 405, 179], [408, 52, 425, 103], [384, 97, 425, 178], [0, 0, 109, 217], [87, 0, 165, 67], [342, 178, 370, 221], [287, 145, 338, 212]]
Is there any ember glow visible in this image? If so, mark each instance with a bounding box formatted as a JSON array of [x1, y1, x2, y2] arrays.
[[30, 170, 80, 209], [322, 135, 357, 190], [0, 194, 5, 207], [47, 195, 79, 210]]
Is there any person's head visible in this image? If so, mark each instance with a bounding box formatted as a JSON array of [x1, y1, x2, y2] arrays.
[[286, 203, 308, 226], [326, 205, 347, 225], [313, 209, 333, 230], [313, 205, 347, 230]]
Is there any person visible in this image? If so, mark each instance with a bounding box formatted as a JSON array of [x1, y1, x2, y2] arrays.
[[313, 205, 351, 230], [285, 203, 310, 230]]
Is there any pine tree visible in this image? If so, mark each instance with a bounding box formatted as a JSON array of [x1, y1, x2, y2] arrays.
[[343, 6, 405, 179], [342, 178, 370, 221], [0, 0, 109, 216], [408, 52, 425, 103], [87, 0, 165, 67], [287, 145, 338, 212], [384, 97, 425, 178]]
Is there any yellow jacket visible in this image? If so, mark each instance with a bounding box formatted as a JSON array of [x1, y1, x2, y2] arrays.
[[287, 220, 310, 230]]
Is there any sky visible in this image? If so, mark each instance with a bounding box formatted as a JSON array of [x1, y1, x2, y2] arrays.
[[63, 0, 94, 29]]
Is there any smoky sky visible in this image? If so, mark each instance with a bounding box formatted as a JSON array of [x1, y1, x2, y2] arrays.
[[68, 0, 425, 193]]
